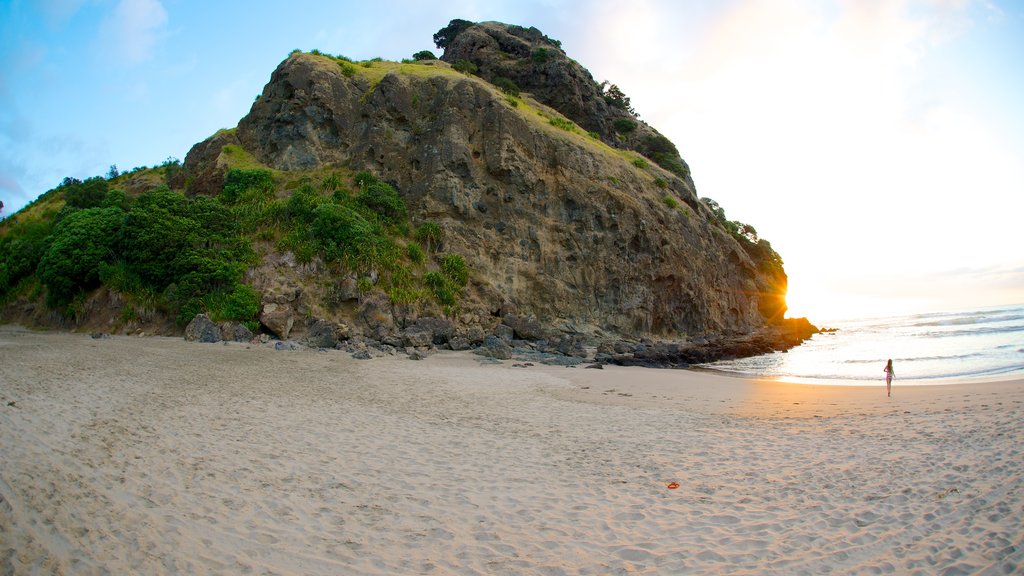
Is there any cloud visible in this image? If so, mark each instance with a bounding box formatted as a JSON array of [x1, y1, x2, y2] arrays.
[[100, 0, 168, 65]]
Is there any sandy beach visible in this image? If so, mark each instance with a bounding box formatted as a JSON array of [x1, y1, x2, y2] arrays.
[[1, 326, 1021, 575]]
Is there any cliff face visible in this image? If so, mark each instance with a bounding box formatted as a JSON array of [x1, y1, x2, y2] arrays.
[[439, 22, 694, 184], [181, 44, 785, 339]]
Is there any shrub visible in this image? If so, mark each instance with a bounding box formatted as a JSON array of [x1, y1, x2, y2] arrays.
[[438, 253, 469, 287], [415, 221, 442, 251], [493, 76, 519, 97], [532, 48, 550, 63], [287, 183, 325, 223], [588, 131, 600, 139], [407, 242, 425, 265], [632, 157, 648, 169], [549, 117, 575, 132], [413, 50, 436, 61], [654, 177, 668, 189], [0, 219, 53, 299], [424, 271, 456, 306], [222, 168, 274, 205], [321, 173, 344, 193], [663, 195, 679, 209], [63, 176, 110, 209], [357, 181, 407, 223], [207, 284, 260, 324], [338, 62, 356, 77], [354, 171, 377, 189], [121, 187, 252, 323], [37, 207, 124, 307], [614, 118, 637, 134], [453, 59, 478, 74]]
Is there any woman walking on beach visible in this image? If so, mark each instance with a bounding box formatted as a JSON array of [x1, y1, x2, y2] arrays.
[[884, 359, 895, 397]]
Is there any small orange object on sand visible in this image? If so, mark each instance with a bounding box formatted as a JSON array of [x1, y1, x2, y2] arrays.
[[667, 482, 680, 489]]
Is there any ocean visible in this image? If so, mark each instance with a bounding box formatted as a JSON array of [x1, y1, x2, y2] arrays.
[[703, 303, 1024, 385]]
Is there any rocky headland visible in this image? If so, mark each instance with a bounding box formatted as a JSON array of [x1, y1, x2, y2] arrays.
[[1, 20, 816, 365]]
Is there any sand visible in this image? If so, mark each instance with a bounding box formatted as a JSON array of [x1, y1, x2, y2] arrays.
[[1, 326, 1022, 575]]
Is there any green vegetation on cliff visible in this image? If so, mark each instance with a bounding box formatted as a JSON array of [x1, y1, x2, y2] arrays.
[[1, 160, 469, 327]]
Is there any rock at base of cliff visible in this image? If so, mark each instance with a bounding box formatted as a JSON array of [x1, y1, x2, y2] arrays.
[[185, 314, 221, 343], [219, 321, 254, 343], [473, 335, 513, 360], [260, 303, 294, 340], [502, 314, 546, 341]]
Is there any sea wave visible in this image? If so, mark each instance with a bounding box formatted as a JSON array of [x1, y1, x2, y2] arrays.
[[917, 324, 1024, 338], [840, 352, 987, 364], [909, 313, 1024, 328]]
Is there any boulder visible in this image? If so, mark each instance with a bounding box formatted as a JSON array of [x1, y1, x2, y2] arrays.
[[402, 327, 434, 348], [502, 314, 546, 341], [410, 317, 455, 345], [260, 303, 294, 340], [185, 314, 221, 343], [304, 318, 342, 348], [494, 324, 515, 344], [473, 335, 513, 360], [219, 321, 254, 342]]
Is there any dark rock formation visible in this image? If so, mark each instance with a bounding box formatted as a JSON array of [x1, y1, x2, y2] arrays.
[[184, 314, 220, 343], [439, 21, 693, 183], [600, 317, 819, 368]]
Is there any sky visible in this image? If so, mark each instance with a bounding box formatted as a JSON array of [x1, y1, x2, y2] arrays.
[[1, 0, 1022, 322]]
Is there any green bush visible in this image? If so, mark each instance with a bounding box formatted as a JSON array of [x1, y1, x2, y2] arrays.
[[632, 157, 648, 169], [63, 176, 110, 209], [532, 48, 550, 63], [321, 173, 344, 193], [493, 76, 519, 97], [663, 195, 679, 209], [207, 284, 260, 324], [121, 187, 252, 324], [438, 253, 469, 287], [415, 221, 442, 251], [654, 177, 668, 189], [424, 271, 456, 306], [413, 50, 436, 61], [286, 183, 325, 223], [338, 62, 356, 77], [614, 118, 637, 134], [221, 168, 274, 205], [407, 242, 425, 264], [0, 219, 53, 299], [37, 207, 124, 307], [453, 59, 478, 74], [549, 117, 575, 132], [354, 171, 377, 189], [357, 182, 407, 223]]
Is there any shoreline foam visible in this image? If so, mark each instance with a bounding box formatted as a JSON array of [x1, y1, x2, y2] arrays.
[[2, 328, 1022, 574]]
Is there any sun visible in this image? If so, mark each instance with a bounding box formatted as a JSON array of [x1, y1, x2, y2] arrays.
[[784, 284, 871, 324]]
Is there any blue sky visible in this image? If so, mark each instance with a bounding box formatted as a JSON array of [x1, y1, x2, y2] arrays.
[[2, 0, 1023, 320]]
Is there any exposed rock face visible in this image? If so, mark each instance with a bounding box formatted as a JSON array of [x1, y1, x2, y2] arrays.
[[439, 21, 693, 183], [183, 27, 788, 341], [184, 314, 220, 343]]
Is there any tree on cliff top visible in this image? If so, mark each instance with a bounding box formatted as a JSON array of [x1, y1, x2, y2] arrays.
[[434, 19, 474, 50]]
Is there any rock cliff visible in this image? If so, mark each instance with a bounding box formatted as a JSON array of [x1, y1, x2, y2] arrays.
[[176, 41, 788, 342]]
